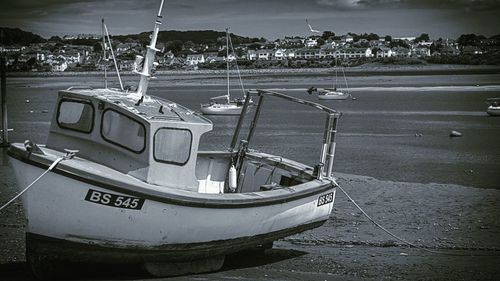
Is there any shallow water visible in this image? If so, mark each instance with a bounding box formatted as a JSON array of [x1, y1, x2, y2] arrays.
[[2, 72, 500, 188]]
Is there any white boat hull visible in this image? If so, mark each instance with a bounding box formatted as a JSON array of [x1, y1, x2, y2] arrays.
[[487, 106, 500, 116], [10, 157, 334, 263], [318, 90, 350, 100], [200, 103, 243, 115]]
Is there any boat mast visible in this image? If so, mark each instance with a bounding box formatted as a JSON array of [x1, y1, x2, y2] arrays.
[[136, 0, 165, 97], [334, 57, 338, 90], [102, 19, 107, 89], [226, 28, 230, 104], [103, 22, 124, 91]]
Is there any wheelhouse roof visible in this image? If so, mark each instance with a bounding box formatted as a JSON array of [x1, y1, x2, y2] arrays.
[[61, 88, 212, 126]]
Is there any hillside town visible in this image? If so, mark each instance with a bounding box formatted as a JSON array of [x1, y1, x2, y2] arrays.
[[1, 29, 499, 72]]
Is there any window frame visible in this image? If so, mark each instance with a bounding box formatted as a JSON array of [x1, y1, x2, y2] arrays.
[[100, 108, 147, 154], [153, 127, 193, 166], [56, 98, 95, 134]]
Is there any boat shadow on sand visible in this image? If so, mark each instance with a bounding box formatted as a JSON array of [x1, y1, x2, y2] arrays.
[[0, 248, 307, 280]]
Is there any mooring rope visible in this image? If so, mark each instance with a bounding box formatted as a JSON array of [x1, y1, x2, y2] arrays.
[[0, 150, 78, 211], [0, 156, 65, 212], [331, 178, 497, 257]]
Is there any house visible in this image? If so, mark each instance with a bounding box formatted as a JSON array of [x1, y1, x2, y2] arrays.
[[164, 57, 185, 68], [418, 41, 433, 47], [391, 47, 411, 57], [295, 48, 318, 59], [462, 46, 483, 55], [322, 40, 337, 49], [186, 54, 205, 65], [51, 59, 68, 72], [246, 50, 257, 61], [376, 47, 393, 58], [279, 37, 305, 48], [119, 59, 135, 71], [0, 45, 25, 53], [441, 44, 461, 56], [205, 56, 225, 64], [305, 38, 318, 47], [274, 49, 287, 60], [285, 49, 296, 59], [341, 35, 354, 43], [256, 49, 273, 60], [320, 48, 336, 59], [116, 42, 141, 54], [336, 47, 372, 59], [411, 47, 431, 57], [226, 54, 236, 62], [394, 36, 416, 42]]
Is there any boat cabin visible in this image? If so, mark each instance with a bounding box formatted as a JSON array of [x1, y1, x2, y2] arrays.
[[41, 87, 338, 197], [46, 88, 215, 192]]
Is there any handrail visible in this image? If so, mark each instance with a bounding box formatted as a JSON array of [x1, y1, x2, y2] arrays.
[[250, 89, 339, 115], [66, 86, 94, 91], [230, 89, 341, 180]]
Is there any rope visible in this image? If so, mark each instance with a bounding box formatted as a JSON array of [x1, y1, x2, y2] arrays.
[[330, 178, 496, 256], [0, 157, 64, 212]]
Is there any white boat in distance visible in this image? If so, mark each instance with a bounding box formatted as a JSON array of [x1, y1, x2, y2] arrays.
[[308, 60, 351, 100], [486, 98, 500, 116], [200, 29, 249, 115], [317, 87, 350, 100], [8, 0, 341, 278]]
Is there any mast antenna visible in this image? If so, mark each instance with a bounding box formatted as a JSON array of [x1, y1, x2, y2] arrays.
[[135, 0, 165, 97]]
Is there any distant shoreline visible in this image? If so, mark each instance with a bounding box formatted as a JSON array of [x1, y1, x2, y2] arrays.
[[6, 64, 500, 78]]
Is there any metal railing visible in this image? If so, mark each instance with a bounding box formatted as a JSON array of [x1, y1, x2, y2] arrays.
[[230, 89, 341, 180]]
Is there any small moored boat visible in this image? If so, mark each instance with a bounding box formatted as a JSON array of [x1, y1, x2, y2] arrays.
[[486, 98, 500, 116], [200, 28, 249, 115], [308, 59, 351, 100], [8, 0, 342, 278], [317, 87, 350, 100]]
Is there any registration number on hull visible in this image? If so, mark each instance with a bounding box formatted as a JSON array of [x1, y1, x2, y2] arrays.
[[84, 189, 145, 210], [317, 192, 334, 207]]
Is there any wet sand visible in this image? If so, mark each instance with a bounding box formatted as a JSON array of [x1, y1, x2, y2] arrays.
[[1, 159, 499, 280], [1, 68, 500, 280]]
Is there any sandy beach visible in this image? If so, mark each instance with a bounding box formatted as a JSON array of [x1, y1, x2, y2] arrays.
[[1, 68, 499, 280], [1, 163, 499, 280]]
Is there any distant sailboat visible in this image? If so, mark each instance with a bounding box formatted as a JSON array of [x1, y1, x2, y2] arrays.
[[486, 98, 500, 116], [200, 28, 249, 115], [310, 59, 351, 100]]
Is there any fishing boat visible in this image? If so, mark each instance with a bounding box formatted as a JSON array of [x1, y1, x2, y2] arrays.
[[8, 0, 341, 278], [200, 28, 249, 115], [486, 98, 500, 116]]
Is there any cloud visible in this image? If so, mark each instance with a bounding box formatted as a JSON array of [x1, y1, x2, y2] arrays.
[[316, 0, 364, 9], [317, 0, 500, 10]]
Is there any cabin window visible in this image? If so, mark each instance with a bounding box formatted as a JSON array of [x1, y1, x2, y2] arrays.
[[154, 128, 192, 165], [101, 109, 146, 153], [57, 99, 94, 133]]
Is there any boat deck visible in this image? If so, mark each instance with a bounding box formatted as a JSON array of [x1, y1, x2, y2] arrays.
[[8, 143, 332, 208]]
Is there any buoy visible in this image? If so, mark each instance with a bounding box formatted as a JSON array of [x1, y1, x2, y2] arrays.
[[228, 165, 237, 192], [450, 130, 462, 137]]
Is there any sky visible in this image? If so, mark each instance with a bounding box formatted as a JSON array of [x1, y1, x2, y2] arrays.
[[1, 0, 500, 40]]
